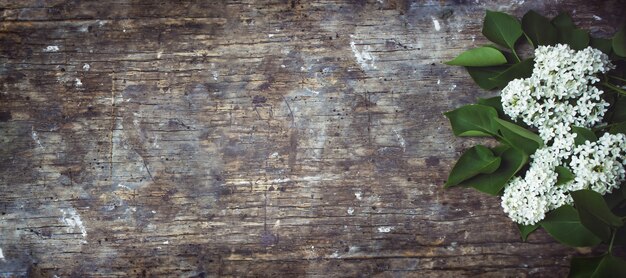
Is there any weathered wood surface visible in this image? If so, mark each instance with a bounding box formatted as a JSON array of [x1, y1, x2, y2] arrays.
[[0, 0, 624, 276]]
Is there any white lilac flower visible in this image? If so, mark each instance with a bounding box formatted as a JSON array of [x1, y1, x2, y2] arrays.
[[569, 133, 626, 195], [499, 44, 624, 225], [501, 44, 613, 142]]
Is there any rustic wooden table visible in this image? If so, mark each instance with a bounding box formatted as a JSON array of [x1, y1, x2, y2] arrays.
[[1, 0, 624, 277]]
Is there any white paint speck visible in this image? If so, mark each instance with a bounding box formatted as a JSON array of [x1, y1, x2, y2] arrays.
[[350, 38, 376, 70], [133, 112, 141, 127], [432, 17, 441, 31], [0, 247, 5, 262], [347, 207, 355, 215], [377, 226, 394, 233], [330, 251, 340, 258], [60, 207, 87, 242], [31, 129, 43, 149], [153, 135, 160, 149], [75, 78, 83, 87], [83, 63, 90, 71], [393, 129, 406, 151], [157, 51, 163, 59], [450, 84, 457, 91], [280, 64, 286, 68], [43, 45, 60, 52], [355, 192, 363, 200], [152, 210, 156, 214], [117, 184, 132, 191], [268, 34, 275, 38], [270, 152, 279, 158], [437, 79, 441, 85], [593, 15, 602, 21], [471, 35, 476, 42], [274, 220, 281, 228], [163, 241, 169, 244], [305, 87, 320, 95]]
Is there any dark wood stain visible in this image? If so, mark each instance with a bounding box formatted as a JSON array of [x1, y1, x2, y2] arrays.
[[0, 0, 623, 276]]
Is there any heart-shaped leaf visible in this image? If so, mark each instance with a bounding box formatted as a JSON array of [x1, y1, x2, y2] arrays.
[[613, 26, 626, 57], [482, 10, 523, 51], [571, 190, 623, 241], [493, 117, 543, 155], [590, 37, 612, 55], [551, 13, 575, 30], [444, 104, 499, 137], [540, 205, 602, 247], [610, 97, 626, 123], [445, 145, 501, 187], [570, 255, 626, 278], [488, 58, 535, 86], [558, 28, 590, 50], [522, 10, 558, 47], [555, 166, 575, 186], [569, 256, 604, 278], [446, 46, 508, 67], [609, 122, 626, 135], [571, 126, 598, 146], [518, 223, 539, 241], [459, 147, 528, 195], [466, 66, 509, 90]]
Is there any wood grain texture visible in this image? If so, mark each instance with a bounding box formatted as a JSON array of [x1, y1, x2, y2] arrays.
[[0, 0, 624, 277]]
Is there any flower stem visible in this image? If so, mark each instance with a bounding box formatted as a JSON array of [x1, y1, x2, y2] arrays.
[[602, 82, 626, 96], [593, 122, 623, 132], [511, 49, 522, 63], [608, 229, 617, 255], [608, 75, 626, 83]]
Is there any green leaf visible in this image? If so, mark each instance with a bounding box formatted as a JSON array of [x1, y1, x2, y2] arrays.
[[571, 189, 623, 241], [590, 255, 626, 278], [569, 256, 604, 278], [540, 205, 602, 247], [466, 66, 508, 90], [610, 97, 626, 123], [482, 10, 523, 51], [551, 13, 575, 30], [477, 96, 505, 117], [570, 255, 626, 278], [603, 186, 625, 209], [446, 47, 508, 67], [522, 10, 558, 46], [445, 145, 501, 187], [590, 37, 612, 55], [571, 126, 598, 146], [613, 26, 626, 57], [491, 144, 510, 156], [444, 104, 499, 137], [550, 13, 589, 50], [555, 166, 575, 186], [459, 147, 528, 195], [558, 28, 590, 50], [488, 58, 535, 85], [518, 223, 539, 241], [493, 117, 543, 155], [615, 225, 626, 245], [609, 122, 626, 135]]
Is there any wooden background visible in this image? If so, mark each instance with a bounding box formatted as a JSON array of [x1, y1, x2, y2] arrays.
[[1, 0, 624, 277]]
